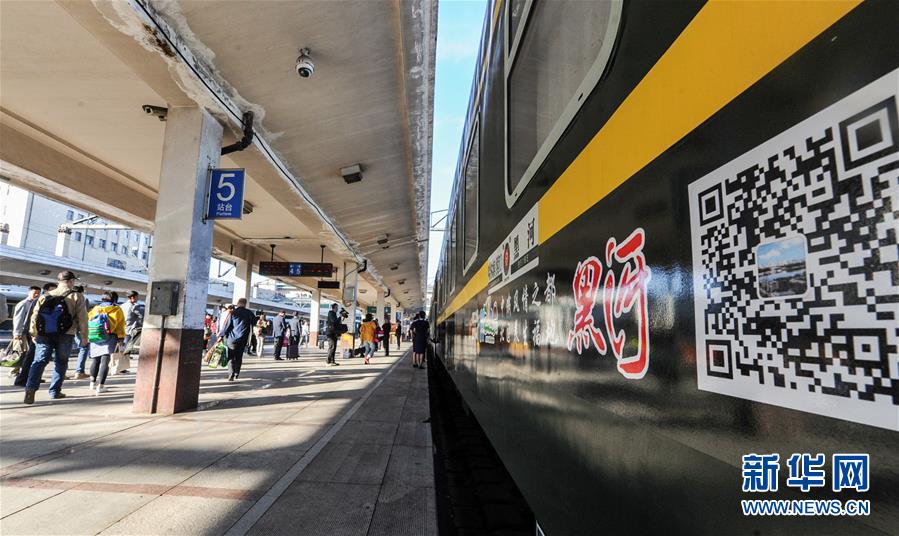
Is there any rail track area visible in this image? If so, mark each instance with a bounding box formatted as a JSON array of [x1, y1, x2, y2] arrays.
[[428, 351, 534, 535]]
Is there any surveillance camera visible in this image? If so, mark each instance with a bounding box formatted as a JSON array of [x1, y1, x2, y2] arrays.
[[296, 48, 314, 79], [142, 104, 168, 121]]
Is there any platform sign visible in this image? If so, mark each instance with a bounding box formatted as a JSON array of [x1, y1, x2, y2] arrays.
[[259, 261, 333, 277], [207, 168, 245, 220]]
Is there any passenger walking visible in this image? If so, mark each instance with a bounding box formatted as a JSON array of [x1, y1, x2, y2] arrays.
[[215, 298, 255, 381], [122, 291, 144, 347], [284, 314, 300, 360], [382, 317, 392, 356], [360, 314, 377, 365], [23, 271, 89, 404], [410, 311, 429, 369], [203, 313, 216, 350], [300, 319, 310, 347], [86, 292, 125, 394], [271, 311, 287, 360], [120, 291, 143, 374], [11, 286, 41, 387], [325, 303, 342, 366], [395, 321, 402, 348], [373, 319, 381, 352], [253, 312, 269, 356], [72, 287, 91, 380]]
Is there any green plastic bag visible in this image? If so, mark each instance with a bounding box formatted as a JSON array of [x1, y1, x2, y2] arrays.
[[207, 343, 226, 368], [0, 340, 27, 368]]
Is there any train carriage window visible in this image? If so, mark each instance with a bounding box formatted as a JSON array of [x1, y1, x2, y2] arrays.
[[508, 0, 529, 50], [504, 0, 622, 207], [450, 197, 459, 292], [463, 121, 480, 272]]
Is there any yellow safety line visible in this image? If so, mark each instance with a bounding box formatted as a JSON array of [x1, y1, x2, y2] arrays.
[[438, 0, 860, 323]]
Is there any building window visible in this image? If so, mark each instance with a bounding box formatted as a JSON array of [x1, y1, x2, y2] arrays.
[[144, 235, 150, 246], [111, 242, 118, 252], [65, 210, 74, 221], [73, 231, 82, 241], [77, 213, 84, 220], [85, 235, 94, 246], [98, 239, 106, 249], [132, 248, 138, 257], [121, 245, 128, 254], [463, 122, 480, 272], [142, 251, 148, 261], [107, 258, 126, 270], [505, 0, 622, 206]]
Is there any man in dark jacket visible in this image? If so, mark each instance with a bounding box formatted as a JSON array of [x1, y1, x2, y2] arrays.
[[270, 311, 287, 361], [216, 298, 256, 381], [325, 303, 341, 366], [381, 317, 392, 357]]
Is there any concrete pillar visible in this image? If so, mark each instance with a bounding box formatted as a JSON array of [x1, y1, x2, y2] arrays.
[[133, 106, 222, 415], [232, 249, 255, 303], [54, 230, 70, 257], [309, 289, 321, 342], [376, 291, 385, 322]]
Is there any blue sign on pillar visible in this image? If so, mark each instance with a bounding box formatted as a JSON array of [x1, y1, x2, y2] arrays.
[[207, 168, 245, 220]]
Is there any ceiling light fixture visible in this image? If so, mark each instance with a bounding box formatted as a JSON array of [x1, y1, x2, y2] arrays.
[[340, 164, 363, 184]]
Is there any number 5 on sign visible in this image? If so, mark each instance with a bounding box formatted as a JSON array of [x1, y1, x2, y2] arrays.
[[206, 168, 245, 220]]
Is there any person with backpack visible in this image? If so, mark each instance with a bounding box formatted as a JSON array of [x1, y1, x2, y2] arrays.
[[86, 292, 126, 394], [23, 271, 89, 404]]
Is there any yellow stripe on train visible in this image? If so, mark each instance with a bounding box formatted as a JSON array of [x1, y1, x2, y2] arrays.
[[439, 0, 861, 324]]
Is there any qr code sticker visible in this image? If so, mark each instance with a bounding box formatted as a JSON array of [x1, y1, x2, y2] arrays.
[[689, 69, 899, 431]]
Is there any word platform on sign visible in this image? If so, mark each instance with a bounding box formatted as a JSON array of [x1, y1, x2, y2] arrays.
[[206, 168, 245, 220]]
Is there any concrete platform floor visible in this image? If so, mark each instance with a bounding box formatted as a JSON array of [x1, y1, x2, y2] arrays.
[[0, 342, 435, 536]]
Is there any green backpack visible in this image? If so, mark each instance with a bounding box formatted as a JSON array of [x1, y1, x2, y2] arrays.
[[88, 312, 111, 343]]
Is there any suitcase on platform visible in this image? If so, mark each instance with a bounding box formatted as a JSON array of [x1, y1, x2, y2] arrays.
[[286, 337, 300, 360]]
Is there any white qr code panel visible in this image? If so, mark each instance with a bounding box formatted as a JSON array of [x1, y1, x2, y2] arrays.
[[689, 69, 899, 431]]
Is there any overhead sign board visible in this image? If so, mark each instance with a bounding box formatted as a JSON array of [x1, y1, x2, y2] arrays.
[[318, 280, 340, 289], [258, 262, 334, 277], [206, 168, 245, 220]]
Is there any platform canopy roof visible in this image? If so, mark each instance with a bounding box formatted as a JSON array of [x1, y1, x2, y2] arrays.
[[0, 0, 436, 310]]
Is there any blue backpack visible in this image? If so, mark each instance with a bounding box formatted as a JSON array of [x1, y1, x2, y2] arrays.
[[35, 291, 75, 336]]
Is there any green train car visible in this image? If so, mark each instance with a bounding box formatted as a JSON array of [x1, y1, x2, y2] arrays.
[[430, 0, 897, 534]]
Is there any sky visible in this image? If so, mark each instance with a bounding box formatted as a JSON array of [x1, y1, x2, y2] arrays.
[[427, 0, 488, 285], [757, 237, 807, 267]]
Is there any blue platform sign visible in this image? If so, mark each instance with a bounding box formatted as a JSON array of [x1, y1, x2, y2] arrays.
[[207, 168, 245, 220]]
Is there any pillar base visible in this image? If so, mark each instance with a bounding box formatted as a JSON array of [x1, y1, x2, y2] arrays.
[[132, 327, 204, 415]]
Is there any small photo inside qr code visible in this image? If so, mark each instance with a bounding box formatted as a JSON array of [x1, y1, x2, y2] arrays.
[[688, 69, 899, 431]]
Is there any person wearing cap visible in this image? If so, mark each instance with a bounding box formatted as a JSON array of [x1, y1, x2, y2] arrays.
[[122, 291, 144, 346], [23, 271, 89, 404]]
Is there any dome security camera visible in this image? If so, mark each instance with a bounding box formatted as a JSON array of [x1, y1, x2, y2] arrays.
[[296, 48, 314, 79]]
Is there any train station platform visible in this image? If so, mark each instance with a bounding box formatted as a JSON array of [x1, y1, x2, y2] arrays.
[[0, 343, 435, 536]]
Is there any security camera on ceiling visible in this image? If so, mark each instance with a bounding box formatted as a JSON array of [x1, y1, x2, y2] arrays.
[[296, 48, 314, 79]]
